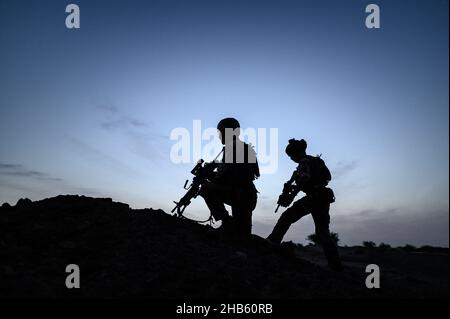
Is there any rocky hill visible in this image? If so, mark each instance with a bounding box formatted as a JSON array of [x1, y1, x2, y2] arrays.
[[0, 195, 447, 298]]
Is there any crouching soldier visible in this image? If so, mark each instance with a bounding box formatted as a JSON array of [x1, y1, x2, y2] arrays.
[[268, 139, 342, 271], [200, 118, 259, 237]]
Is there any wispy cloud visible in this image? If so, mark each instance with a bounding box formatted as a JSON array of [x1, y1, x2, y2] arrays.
[[0, 162, 107, 200], [65, 136, 141, 178], [96, 103, 149, 131], [0, 175, 104, 203], [0, 164, 22, 169], [96, 103, 118, 114], [332, 160, 358, 179], [0, 164, 63, 181], [333, 208, 449, 247], [0, 178, 38, 193], [101, 117, 149, 131], [253, 206, 449, 247], [96, 103, 167, 162]]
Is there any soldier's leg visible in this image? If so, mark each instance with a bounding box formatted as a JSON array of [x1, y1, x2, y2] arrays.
[[232, 191, 257, 237], [232, 207, 252, 237], [199, 182, 232, 222], [311, 204, 342, 271], [267, 196, 311, 244]]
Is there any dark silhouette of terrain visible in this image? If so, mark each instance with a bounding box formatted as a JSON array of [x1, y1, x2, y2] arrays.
[[0, 195, 448, 298]]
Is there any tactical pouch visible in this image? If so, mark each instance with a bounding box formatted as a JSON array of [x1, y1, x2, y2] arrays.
[[324, 187, 335, 203]]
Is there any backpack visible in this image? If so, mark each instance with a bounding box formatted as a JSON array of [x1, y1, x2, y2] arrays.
[[245, 143, 260, 181], [307, 155, 331, 187], [222, 142, 260, 182]]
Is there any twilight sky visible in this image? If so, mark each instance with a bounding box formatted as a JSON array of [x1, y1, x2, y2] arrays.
[[0, 0, 448, 246]]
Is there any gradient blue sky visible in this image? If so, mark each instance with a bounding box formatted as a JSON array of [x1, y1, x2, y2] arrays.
[[1, 0, 448, 246]]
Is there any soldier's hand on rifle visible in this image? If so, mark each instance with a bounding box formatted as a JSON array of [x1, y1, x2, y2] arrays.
[[203, 162, 218, 180], [277, 193, 293, 207]]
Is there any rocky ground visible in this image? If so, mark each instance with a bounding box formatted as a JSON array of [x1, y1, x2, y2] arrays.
[[0, 195, 448, 298]]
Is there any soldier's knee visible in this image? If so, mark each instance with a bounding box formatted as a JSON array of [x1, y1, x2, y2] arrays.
[[279, 209, 296, 224], [316, 231, 333, 246], [199, 182, 214, 198]]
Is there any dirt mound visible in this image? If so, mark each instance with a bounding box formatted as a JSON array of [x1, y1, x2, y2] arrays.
[[0, 195, 446, 298]]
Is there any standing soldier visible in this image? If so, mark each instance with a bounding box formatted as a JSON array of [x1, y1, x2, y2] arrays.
[[200, 118, 259, 237], [268, 139, 342, 271]]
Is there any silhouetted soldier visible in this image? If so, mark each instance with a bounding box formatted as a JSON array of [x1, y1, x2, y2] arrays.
[[268, 139, 342, 271], [200, 118, 259, 237]]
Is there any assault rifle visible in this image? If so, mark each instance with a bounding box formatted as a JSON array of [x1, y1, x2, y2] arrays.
[[275, 168, 301, 213], [171, 150, 223, 217]]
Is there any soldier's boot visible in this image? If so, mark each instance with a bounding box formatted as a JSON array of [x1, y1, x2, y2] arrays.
[[267, 215, 292, 244], [200, 183, 231, 226], [319, 234, 343, 271], [231, 205, 252, 237]]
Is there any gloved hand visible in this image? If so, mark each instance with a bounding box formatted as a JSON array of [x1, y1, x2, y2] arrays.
[[324, 188, 335, 203], [277, 193, 294, 207], [203, 162, 218, 180]]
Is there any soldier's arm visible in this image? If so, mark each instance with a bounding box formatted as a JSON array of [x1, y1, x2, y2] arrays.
[[211, 162, 230, 184], [295, 160, 311, 188]]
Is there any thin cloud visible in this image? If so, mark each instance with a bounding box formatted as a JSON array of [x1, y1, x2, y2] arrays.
[[0, 162, 107, 200], [129, 119, 148, 128], [101, 117, 150, 131], [0, 164, 22, 169], [0, 178, 37, 193], [96, 103, 118, 114], [253, 206, 449, 247], [0, 164, 63, 181], [332, 160, 358, 179], [97, 103, 149, 131], [96, 103, 167, 162], [333, 208, 449, 247], [0, 176, 104, 204], [65, 136, 142, 178]]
